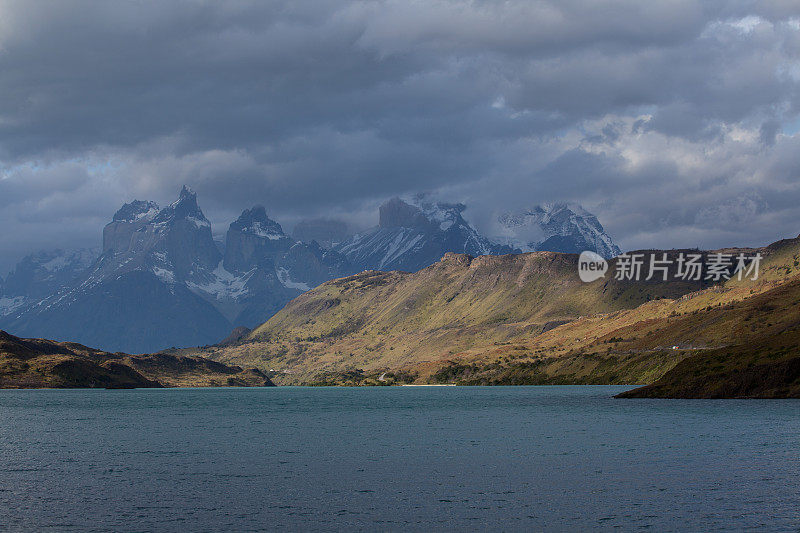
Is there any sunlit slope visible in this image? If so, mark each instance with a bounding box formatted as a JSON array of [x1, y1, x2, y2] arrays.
[[201, 235, 800, 386], [251, 251, 708, 339]]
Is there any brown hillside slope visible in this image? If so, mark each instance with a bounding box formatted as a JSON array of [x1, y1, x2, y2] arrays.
[[0, 331, 275, 388], [204, 251, 716, 383], [430, 273, 800, 387], [201, 235, 800, 385]]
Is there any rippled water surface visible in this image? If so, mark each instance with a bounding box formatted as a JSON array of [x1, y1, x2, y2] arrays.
[[0, 386, 798, 531]]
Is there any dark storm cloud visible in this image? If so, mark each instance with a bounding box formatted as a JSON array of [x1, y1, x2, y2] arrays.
[[1, 0, 800, 273]]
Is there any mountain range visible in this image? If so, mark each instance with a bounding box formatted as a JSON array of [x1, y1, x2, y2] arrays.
[[0, 187, 621, 353]]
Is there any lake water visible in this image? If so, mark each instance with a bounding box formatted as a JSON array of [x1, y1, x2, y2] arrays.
[[0, 386, 798, 531]]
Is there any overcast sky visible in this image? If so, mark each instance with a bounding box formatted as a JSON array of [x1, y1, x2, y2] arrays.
[[2, 0, 800, 273]]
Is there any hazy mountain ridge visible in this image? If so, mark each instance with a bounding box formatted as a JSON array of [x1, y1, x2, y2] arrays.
[[0, 248, 98, 317]]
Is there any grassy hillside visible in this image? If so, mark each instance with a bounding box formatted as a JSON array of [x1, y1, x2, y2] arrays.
[[199, 235, 800, 389], [427, 274, 800, 387], [0, 330, 274, 388], [204, 250, 715, 382]]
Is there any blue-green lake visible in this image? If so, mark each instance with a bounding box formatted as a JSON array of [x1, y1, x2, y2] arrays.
[[1, 386, 798, 531]]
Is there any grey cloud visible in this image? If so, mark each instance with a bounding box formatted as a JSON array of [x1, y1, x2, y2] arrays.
[[1, 0, 800, 273]]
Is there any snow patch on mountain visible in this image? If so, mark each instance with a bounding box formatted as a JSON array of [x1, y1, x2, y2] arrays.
[[187, 216, 211, 228], [186, 262, 253, 301], [0, 248, 99, 320], [152, 266, 176, 283], [112, 200, 160, 223], [0, 296, 27, 316], [246, 221, 285, 239], [379, 230, 426, 269], [277, 267, 311, 291], [2, 187, 622, 353]]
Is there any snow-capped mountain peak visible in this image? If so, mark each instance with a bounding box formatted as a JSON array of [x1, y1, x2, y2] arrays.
[[152, 185, 210, 228], [0, 187, 356, 353], [2, 189, 620, 354], [495, 203, 621, 259], [0, 248, 99, 316]]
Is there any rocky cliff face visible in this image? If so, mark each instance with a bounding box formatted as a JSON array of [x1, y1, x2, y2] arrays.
[[96, 186, 221, 285], [0, 188, 358, 353], [378, 197, 438, 230], [151, 186, 221, 277], [205, 205, 355, 329], [224, 206, 293, 273], [1, 188, 236, 352], [102, 200, 159, 254]]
